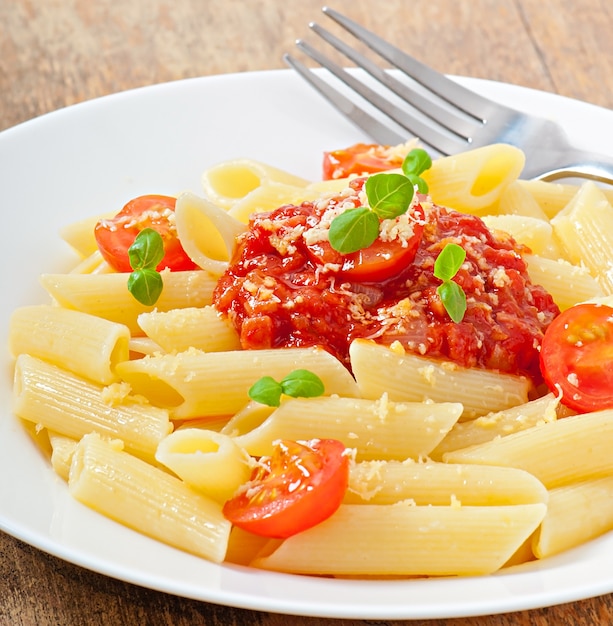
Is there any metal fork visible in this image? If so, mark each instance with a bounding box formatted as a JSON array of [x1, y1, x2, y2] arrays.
[[284, 6, 613, 184]]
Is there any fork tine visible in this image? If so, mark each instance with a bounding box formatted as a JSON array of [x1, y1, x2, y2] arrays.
[[309, 21, 479, 140], [292, 39, 469, 156], [283, 53, 407, 147], [322, 6, 496, 121]]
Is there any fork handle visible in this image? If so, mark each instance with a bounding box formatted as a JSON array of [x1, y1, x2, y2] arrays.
[[525, 147, 613, 185]]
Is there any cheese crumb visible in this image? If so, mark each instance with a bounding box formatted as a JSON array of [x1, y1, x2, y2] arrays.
[[100, 381, 133, 405]]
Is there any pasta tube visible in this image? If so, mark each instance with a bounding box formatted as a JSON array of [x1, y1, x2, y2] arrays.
[[253, 502, 546, 576], [137, 306, 241, 354], [345, 460, 548, 506], [225, 527, 272, 566], [227, 181, 312, 223], [40, 270, 217, 334], [230, 395, 462, 460], [115, 346, 359, 419], [534, 475, 613, 558], [69, 433, 231, 563], [518, 179, 613, 219], [174, 191, 246, 276], [201, 158, 309, 209], [496, 180, 549, 220], [9, 304, 129, 385], [350, 339, 531, 418], [444, 409, 613, 488], [481, 214, 562, 259], [60, 211, 113, 257], [422, 143, 525, 215], [551, 181, 613, 294], [524, 255, 603, 311], [13, 354, 171, 463], [155, 429, 253, 502], [429, 393, 565, 459]]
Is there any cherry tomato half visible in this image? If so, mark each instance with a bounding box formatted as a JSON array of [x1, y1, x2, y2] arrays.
[[94, 194, 197, 272], [540, 303, 613, 412], [323, 143, 399, 180], [306, 203, 425, 283], [223, 438, 349, 539]]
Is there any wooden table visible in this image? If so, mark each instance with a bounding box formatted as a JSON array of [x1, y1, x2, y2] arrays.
[[2, 1, 613, 624]]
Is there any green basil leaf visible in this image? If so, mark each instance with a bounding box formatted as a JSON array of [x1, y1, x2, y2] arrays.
[[128, 228, 165, 271], [127, 268, 164, 306], [280, 369, 325, 399], [329, 207, 380, 254], [406, 173, 429, 194], [434, 243, 467, 281], [365, 172, 415, 220], [437, 280, 467, 323], [248, 376, 283, 407], [402, 148, 432, 177]]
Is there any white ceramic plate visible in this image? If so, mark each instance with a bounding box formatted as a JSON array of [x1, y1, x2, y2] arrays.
[[2, 70, 613, 620]]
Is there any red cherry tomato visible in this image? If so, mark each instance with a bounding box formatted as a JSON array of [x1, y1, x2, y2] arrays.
[[223, 439, 349, 539], [323, 143, 399, 180], [306, 203, 425, 282], [94, 194, 196, 272], [540, 303, 613, 412]]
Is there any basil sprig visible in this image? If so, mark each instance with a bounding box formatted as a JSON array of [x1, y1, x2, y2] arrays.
[[401, 148, 432, 190], [329, 148, 432, 254], [248, 369, 325, 407], [364, 172, 416, 220], [127, 228, 164, 306], [433, 243, 467, 323], [328, 207, 380, 254]]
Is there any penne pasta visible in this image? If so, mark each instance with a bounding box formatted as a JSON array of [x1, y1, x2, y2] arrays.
[[349, 339, 532, 419], [422, 143, 525, 215], [429, 393, 566, 459], [13, 354, 172, 463], [220, 401, 276, 436], [137, 306, 241, 354], [13, 140, 613, 577], [225, 526, 274, 566], [9, 304, 130, 385], [68, 250, 112, 275], [301, 176, 360, 196], [69, 433, 231, 563], [115, 347, 359, 419], [227, 181, 311, 223], [443, 409, 613, 488], [551, 182, 613, 294], [174, 191, 246, 276], [345, 459, 548, 506], [533, 475, 613, 558], [155, 429, 254, 502], [518, 179, 613, 219], [59, 211, 113, 257], [524, 254, 604, 311], [128, 336, 164, 356], [496, 180, 549, 221], [252, 502, 546, 576], [40, 270, 217, 334], [201, 158, 309, 209], [230, 395, 462, 460], [481, 214, 562, 259], [19, 419, 52, 458]]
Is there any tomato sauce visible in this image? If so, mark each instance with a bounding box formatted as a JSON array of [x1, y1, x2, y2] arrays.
[[213, 179, 560, 382]]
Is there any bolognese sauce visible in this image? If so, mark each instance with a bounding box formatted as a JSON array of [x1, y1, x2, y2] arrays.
[[213, 177, 559, 383]]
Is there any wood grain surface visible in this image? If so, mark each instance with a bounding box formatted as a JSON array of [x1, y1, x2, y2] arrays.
[[2, 1, 613, 624]]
